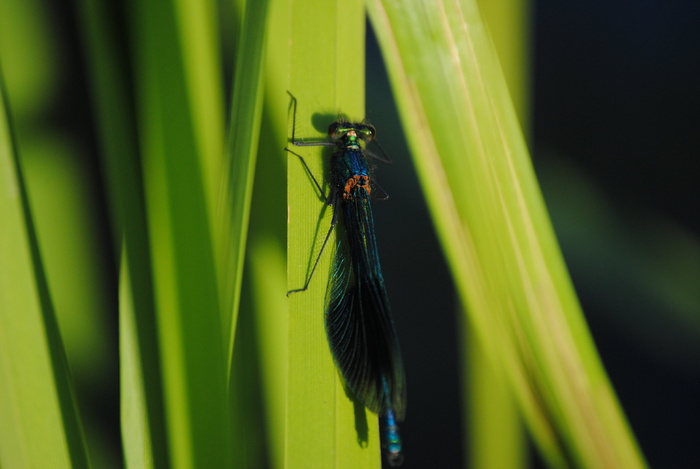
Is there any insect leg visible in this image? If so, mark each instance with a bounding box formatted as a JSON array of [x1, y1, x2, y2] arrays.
[[287, 91, 336, 147], [285, 147, 331, 205], [287, 193, 339, 296]]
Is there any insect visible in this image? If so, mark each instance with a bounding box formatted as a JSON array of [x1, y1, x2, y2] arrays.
[[286, 93, 406, 466]]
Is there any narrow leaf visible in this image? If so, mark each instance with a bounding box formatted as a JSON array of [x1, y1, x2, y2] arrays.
[[0, 69, 89, 469], [367, 1, 647, 467], [285, 1, 381, 467], [128, 0, 232, 466]]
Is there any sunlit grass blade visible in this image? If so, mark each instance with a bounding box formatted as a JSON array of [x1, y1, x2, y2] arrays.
[[128, 0, 231, 466], [0, 71, 89, 469], [227, 0, 291, 466], [246, 236, 287, 468], [465, 323, 526, 469], [284, 1, 381, 467], [466, 0, 529, 466], [477, 0, 530, 132], [367, 0, 648, 467]]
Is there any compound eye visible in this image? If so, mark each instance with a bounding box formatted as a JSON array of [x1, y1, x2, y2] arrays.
[[361, 125, 376, 141], [328, 121, 350, 139]]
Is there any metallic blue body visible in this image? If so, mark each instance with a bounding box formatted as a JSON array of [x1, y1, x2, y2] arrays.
[[287, 101, 406, 466], [324, 123, 406, 466]]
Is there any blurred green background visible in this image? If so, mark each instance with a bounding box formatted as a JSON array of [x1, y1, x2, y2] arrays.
[[1, 0, 698, 467]]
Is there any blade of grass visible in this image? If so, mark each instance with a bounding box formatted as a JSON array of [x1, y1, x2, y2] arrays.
[[285, 1, 380, 467], [119, 250, 154, 469], [477, 0, 530, 133], [466, 0, 529, 467], [248, 237, 287, 469], [221, 0, 270, 369], [367, 1, 647, 467], [128, 0, 232, 466], [175, 0, 226, 226], [74, 0, 169, 465], [0, 69, 89, 469], [220, 0, 273, 466], [231, 0, 292, 466], [466, 321, 526, 469]]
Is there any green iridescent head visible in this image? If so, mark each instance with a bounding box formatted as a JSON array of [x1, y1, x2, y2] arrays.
[[328, 120, 376, 142]]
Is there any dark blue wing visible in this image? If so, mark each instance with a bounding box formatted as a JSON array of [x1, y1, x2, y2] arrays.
[[324, 188, 406, 420]]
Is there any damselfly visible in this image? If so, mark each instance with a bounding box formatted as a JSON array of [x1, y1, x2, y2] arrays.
[[286, 93, 406, 466]]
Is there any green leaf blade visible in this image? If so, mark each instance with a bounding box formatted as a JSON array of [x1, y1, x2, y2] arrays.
[[367, 0, 648, 467], [285, 1, 381, 467], [0, 73, 89, 469], [222, 0, 270, 365], [129, 0, 232, 466]]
